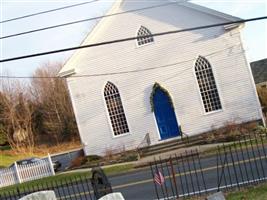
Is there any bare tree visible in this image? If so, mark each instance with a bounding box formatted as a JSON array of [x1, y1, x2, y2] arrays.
[[0, 79, 35, 153], [30, 62, 79, 144], [0, 62, 79, 153]]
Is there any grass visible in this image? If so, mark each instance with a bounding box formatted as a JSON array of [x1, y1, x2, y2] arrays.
[[226, 182, 267, 200], [2, 134, 266, 196], [0, 163, 135, 193], [0, 151, 39, 168], [0, 145, 11, 151], [202, 136, 267, 157], [0, 171, 89, 193], [0, 141, 82, 168], [184, 182, 267, 200], [102, 163, 136, 175]]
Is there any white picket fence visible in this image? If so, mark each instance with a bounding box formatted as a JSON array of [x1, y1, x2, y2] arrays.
[[0, 154, 55, 188]]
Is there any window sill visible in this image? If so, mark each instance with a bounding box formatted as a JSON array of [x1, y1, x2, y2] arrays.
[[203, 109, 223, 116], [112, 132, 131, 139], [135, 41, 154, 49]]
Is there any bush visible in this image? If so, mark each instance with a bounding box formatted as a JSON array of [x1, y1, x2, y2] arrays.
[[76, 155, 104, 168], [120, 153, 138, 162], [67, 149, 139, 170], [69, 155, 87, 169], [86, 155, 102, 162], [202, 121, 258, 143], [0, 145, 11, 150], [254, 125, 267, 136], [0, 125, 8, 146]]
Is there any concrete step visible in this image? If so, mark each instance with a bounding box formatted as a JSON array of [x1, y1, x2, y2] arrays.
[[142, 138, 185, 152], [142, 139, 202, 157], [139, 135, 204, 158]]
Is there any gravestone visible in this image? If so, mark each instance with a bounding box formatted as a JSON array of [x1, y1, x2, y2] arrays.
[[19, 191, 56, 200], [91, 167, 113, 199], [99, 192, 125, 200], [207, 191, 225, 200]]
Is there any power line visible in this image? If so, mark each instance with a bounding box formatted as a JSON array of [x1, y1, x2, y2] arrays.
[[0, 2, 178, 40], [0, 15, 266, 63], [0, 0, 99, 24], [0, 45, 241, 79]]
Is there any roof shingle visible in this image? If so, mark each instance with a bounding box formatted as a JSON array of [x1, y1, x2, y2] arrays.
[[251, 58, 267, 84]]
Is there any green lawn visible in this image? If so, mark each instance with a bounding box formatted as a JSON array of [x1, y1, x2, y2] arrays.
[[0, 151, 27, 167], [0, 164, 135, 193], [0, 171, 89, 193], [226, 183, 267, 200], [185, 183, 267, 200], [0, 152, 38, 168]]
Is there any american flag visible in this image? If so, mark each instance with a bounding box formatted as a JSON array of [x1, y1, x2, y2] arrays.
[[154, 171, 165, 185]]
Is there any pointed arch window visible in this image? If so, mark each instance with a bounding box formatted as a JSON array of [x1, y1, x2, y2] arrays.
[[137, 26, 154, 46], [195, 56, 222, 113], [104, 82, 129, 136]]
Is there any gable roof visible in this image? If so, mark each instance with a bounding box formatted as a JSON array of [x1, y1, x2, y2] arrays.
[[251, 58, 267, 84], [59, 0, 243, 77], [180, 1, 242, 21]]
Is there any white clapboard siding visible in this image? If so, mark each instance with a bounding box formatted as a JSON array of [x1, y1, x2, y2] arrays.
[[61, 1, 263, 155], [0, 156, 54, 188]]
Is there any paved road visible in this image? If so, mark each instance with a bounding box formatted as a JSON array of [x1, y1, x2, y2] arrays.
[[110, 146, 267, 200], [28, 145, 267, 200]]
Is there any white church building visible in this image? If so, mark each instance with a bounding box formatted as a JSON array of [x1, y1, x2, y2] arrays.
[[59, 0, 263, 156]]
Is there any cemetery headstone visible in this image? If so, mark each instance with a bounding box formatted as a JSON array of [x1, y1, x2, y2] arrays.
[[207, 191, 225, 200], [19, 190, 57, 200], [98, 192, 125, 200], [91, 167, 113, 199]]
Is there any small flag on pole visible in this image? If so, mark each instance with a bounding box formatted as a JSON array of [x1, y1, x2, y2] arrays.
[[154, 171, 165, 185]]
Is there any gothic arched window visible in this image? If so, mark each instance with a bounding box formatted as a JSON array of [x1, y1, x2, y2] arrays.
[[104, 82, 129, 136], [195, 56, 222, 113], [137, 26, 154, 46]]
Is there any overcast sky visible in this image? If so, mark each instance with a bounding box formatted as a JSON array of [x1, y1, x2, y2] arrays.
[[0, 0, 266, 77]]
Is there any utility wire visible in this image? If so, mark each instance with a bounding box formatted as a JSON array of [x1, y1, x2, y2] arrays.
[[0, 15, 266, 63], [0, 2, 178, 40], [0, 45, 241, 79], [0, 0, 99, 24]]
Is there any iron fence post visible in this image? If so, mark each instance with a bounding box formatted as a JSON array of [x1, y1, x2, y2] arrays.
[[175, 153, 186, 198], [150, 162, 160, 200], [170, 157, 179, 198], [159, 156, 170, 200], [191, 149, 201, 195], [229, 146, 240, 189], [165, 158, 176, 198]]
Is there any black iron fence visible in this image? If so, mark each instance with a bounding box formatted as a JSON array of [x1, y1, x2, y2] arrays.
[[150, 133, 267, 199], [1, 133, 267, 200], [0, 174, 93, 200], [0, 167, 112, 200]]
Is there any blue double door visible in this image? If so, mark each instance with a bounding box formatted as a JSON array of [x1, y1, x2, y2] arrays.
[[153, 87, 180, 140]]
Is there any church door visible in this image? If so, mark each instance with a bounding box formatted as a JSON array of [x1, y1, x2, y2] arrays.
[[153, 87, 180, 140]]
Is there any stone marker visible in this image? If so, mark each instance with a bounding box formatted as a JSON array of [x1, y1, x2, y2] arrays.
[[98, 192, 125, 200], [19, 191, 57, 200], [207, 191, 225, 200], [91, 167, 113, 199]]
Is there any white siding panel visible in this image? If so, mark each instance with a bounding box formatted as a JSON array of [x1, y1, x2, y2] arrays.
[[66, 2, 262, 155]]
